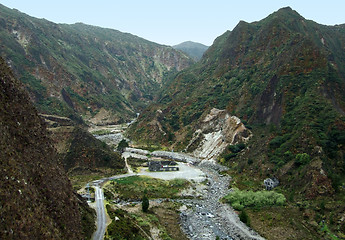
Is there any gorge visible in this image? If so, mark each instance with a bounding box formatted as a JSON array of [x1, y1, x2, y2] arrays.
[[1, 4, 345, 240]]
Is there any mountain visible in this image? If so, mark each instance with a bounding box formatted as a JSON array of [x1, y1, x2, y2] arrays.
[[0, 57, 95, 239], [0, 4, 193, 124], [173, 41, 209, 61], [128, 7, 345, 238]]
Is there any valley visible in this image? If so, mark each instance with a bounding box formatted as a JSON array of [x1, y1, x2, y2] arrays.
[[1, 3, 345, 240], [86, 123, 264, 239]]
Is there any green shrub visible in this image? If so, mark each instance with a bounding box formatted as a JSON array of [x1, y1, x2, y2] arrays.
[[239, 210, 250, 226], [224, 153, 237, 161], [228, 143, 246, 153], [232, 202, 244, 211], [295, 153, 310, 166], [117, 139, 129, 152], [142, 195, 149, 213], [224, 190, 286, 209]]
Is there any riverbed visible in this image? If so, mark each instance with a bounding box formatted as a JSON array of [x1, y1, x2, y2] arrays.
[[90, 123, 265, 240]]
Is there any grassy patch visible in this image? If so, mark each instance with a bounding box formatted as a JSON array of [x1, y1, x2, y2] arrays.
[[69, 174, 104, 191], [127, 157, 147, 173], [106, 176, 189, 200], [152, 202, 188, 240], [223, 189, 286, 210], [247, 206, 321, 240], [105, 201, 187, 240], [320, 221, 342, 240], [90, 129, 114, 135], [105, 205, 148, 240]]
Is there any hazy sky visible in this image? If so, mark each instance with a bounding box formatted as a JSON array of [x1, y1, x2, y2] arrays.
[[1, 1, 345, 46]]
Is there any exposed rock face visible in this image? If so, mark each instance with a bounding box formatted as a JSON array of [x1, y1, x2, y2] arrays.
[[186, 108, 252, 161], [0, 57, 93, 239]]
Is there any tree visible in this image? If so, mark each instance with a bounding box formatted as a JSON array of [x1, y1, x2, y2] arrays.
[[239, 209, 250, 227], [117, 139, 129, 152], [295, 153, 310, 166], [142, 195, 149, 212]]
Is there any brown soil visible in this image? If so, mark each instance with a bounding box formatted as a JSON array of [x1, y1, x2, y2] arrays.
[[248, 206, 321, 240], [152, 202, 189, 240]]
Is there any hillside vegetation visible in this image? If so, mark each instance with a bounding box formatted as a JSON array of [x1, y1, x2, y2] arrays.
[[129, 7, 345, 239], [0, 57, 95, 239], [0, 4, 193, 124]]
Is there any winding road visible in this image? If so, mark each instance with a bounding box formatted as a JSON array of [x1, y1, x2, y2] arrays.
[[92, 185, 106, 240]]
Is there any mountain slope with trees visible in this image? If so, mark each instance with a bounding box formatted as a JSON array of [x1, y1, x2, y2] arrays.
[[129, 7, 345, 239], [0, 4, 193, 124]]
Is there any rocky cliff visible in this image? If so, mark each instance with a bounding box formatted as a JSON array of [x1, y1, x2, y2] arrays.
[[186, 108, 251, 161], [0, 4, 193, 123], [0, 57, 95, 239]]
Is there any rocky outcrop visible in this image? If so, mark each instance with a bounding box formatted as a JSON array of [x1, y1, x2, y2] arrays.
[[186, 108, 252, 161]]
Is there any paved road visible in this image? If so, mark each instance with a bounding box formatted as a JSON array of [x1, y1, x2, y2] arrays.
[[91, 173, 136, 240], [89, 161, 204, 240], [92, 185, 106, 240]]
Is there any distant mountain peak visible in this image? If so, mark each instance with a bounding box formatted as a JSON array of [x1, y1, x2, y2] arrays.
[[174, 41, 208, 47], [279, 6, 293, 11], [271, 6, 304, 20], [173, 41, 209, 61]]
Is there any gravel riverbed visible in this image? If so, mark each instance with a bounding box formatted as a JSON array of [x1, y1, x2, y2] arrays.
[[178, 162, 265, 240]]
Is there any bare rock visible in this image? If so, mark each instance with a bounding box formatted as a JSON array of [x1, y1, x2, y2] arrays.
[[186, 108, 252, 161]]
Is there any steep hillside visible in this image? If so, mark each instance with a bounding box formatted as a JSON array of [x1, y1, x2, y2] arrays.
[[173, 41, 209, 61], [130, 6, 345, 173], [0, 4, 193, 124], [0, 57, 95, 239], [49, 124, 125, 177], [128, 7, 345, 238]]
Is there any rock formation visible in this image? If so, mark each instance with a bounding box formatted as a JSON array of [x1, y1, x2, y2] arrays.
[[186, 108, 252, 161]]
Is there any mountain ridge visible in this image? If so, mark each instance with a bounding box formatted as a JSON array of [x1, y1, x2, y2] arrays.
[[0, 4, 193, 124]]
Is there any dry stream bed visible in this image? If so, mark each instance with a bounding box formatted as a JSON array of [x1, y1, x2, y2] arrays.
[[86, 124, 265, 240]]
